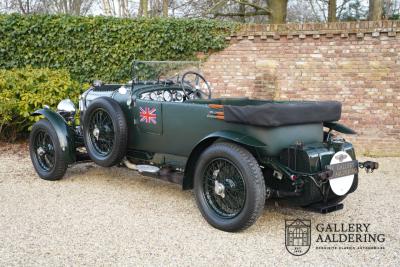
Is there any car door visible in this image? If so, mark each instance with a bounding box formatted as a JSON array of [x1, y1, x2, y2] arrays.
[[134, 99, 163, 135]]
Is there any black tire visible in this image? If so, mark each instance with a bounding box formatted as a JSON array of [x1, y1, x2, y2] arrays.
[[29, 119, 67, 180], [83, 97, 127, 167], [194, 142, 266, 232]]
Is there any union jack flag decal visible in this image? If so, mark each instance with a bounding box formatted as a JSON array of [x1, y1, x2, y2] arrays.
[[139, 107, 157, 124]]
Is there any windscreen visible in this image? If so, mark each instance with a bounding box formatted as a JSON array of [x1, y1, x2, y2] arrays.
[[132, 61, 201, 84]]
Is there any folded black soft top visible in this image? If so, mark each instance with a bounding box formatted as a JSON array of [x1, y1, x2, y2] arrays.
[[224, 101, 341, 127]]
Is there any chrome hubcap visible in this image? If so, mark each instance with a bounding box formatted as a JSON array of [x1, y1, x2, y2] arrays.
[[203, 158, 246, 218], [93, 126, 100, 140], [214, 180, 225, 198], [37, 147, 45, 156]]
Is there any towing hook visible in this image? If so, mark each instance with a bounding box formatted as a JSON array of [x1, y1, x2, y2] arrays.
[[359, 161, 379, 173]]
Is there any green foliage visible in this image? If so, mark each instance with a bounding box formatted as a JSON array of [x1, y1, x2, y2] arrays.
[[0, 67, 84, 141], [0, 15, 235, 141], [389, 14, 400, 20], [0, 14, 236, 83]]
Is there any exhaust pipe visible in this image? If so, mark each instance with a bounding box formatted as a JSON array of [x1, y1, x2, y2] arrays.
[[123, 158, 137, 170]]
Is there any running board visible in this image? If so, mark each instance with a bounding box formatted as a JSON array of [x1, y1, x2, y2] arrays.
[[122, 159, 183, 185], [137, 166, 184, 185], [307, 202, 344, 214]]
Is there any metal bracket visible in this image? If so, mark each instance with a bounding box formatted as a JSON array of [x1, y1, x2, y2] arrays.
[[359, 161, 379, 173]]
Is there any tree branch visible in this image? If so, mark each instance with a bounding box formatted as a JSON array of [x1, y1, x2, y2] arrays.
[[337, 0, 350, 18], [315, 0, 327, 21], [208, 0, 229, 13], [231, 0, 272, 14], [308, 0, 319, 19], [214, 10, 270, 17], [17, 0, 26, 14]]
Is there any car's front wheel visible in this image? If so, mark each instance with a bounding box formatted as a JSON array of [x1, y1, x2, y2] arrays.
[[29, 119, 67, 180], [194, 142, 266, 232]]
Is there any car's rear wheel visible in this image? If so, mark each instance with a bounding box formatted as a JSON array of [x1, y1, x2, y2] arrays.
[[29, 119, 67, 180], [83, 97, 127, 167], [194, 142, 266, 232]]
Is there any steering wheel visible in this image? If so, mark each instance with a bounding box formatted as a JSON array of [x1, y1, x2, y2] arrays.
[[181, 71, 212, 99]]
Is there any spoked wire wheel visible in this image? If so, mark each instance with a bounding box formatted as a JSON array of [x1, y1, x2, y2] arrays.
[[203, 158, 246, 218], [83, 97, 127, 167], [194, 142, 266, 232], [29, 119, 67, 180], [88, 108, 115, 157], [32, 130, 55, 172]]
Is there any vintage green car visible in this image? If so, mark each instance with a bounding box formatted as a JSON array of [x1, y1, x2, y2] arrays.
[[29, 61, 378, 232]]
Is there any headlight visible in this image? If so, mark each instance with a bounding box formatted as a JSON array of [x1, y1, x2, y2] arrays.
[[57, 99, 76, 125], [57, 99, 76, 115]]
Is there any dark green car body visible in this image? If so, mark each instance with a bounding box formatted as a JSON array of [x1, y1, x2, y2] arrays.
[[30, 62, 378, 231], [34, 81, 361, 207]]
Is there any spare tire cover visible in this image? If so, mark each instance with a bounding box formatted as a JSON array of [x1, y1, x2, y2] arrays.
[[329, 151, 355, 196]]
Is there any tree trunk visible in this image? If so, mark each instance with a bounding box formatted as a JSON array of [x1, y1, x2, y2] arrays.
[[17, 0, 27, 14], [138, 0, 143, 17], [118, 0, 129, 17], [102, 0, 112, 16], [124, 0, 129, 16], [63, 0, 68, 14], [73, 0, 82, 15], [142, 0, 148, 17], [369, 0, 383, 20], [268, 0, 288, 24], [328, 0, 336, 22], [118, 0, 122, 17], [162, 0, 168, 17], [239, 3, 245, 23]]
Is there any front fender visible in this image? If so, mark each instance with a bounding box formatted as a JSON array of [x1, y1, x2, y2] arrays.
[[32, 108, 76, 164], [182, 130, 266, 190]]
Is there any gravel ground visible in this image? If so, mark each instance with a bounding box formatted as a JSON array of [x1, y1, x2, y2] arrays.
[[0, 143, 399, 266]]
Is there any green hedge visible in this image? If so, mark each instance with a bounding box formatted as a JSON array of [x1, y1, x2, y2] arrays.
[[0, 67, 84, 141], [0, 14, 236, 83]]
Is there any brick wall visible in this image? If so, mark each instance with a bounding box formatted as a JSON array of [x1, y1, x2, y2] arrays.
[[202, 20, 400, 156]]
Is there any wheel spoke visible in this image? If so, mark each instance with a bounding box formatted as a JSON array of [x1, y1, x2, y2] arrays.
[[88, 108, 114, 156], [34, 129, 55, 172], [203, 158, 246, 218]]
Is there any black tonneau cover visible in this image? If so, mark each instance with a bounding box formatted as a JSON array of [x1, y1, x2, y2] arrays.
[[224, 101, 341, 127]]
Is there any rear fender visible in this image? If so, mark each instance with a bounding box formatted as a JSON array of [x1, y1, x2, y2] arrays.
[[324, 121, 356, 135], [182, 130, 266, 190], [32, 108, 76, 164]]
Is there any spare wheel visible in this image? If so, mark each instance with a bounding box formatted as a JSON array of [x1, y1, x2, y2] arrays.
[[83, 97, 128, 167]]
